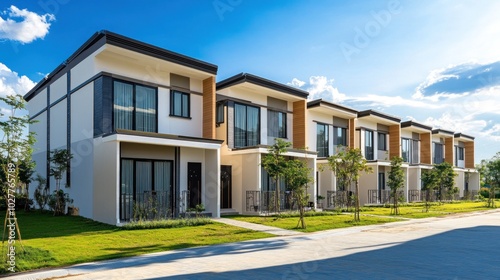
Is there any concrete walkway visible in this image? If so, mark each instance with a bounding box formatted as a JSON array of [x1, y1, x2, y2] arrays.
[[6, 209, 500, 280], [214, 217, 302, 236]]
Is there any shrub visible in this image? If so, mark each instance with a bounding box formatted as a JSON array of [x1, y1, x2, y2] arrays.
[[122, 217, 213, 230]]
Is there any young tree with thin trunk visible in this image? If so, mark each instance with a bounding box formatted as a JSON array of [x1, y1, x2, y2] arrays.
[[421, 170, 437, 212], [284, 159, 312, 229], [48, 149, 73, 215], [0, 94, 36, 250], [387, 156, 404, 215], [433, 162, 456, 203], [261, 139, 291, 213], [328, 148, 372, 222], [481, 152, 500, 208]]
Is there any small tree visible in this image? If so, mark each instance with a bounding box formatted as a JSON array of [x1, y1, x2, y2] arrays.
[[421, 170, 437, 212], [328, 148, 372, 222], [261, 139, 291, 213], [284, 159, 312, 229], [387, 156, 405, 215], [33, 174, 49, 210], [433, 162, 456, 202], [48, 149, 73, 215], [0, 94, 36, 249], [481, 152, 500, 208]]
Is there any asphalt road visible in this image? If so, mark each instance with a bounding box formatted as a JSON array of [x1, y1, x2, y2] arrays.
[[8, 210, 500, 280]]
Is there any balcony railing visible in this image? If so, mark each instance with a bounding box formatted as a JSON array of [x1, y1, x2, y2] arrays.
[[326, 190, 353, 209], [246, 191, 297, 213], [367, 189, 404, 204]]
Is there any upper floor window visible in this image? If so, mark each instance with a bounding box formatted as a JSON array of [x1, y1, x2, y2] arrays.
[[365, 130, 374, 160], [113, 80, 156, 132], [457, 146, 464, 161], [378, 132, 387, 151], [170, 90, 190, 118], [234, 103, 260, 148], [402, 138, 411, 163], [268, 110, 286, 138], [334, 127, 347, 146], [317, 123, 329, 157], [216, 101, 224, 124], [434, 143, 444, 164]]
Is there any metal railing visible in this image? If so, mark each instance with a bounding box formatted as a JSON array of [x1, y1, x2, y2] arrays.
[[246, 191, 297, 213], [326, 190, 353, 209], [367, 189, 404, 204], [120, 191, 172, 221], [408, 190, 421, 202]]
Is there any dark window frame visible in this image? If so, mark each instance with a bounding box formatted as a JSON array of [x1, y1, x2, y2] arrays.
[[333, 126, 347, 147], [234, 102, 261, 148], [365, 130, 374, 160], [401, 138, 411, 163], [112, 79, 158, 133], [216, 101, 225, 124], [170, 90, 191, 118], [317, 123, 329, 158], [119, 158, 174, 221], [378, 132, 387, 151], [268, 109, 287, 139]]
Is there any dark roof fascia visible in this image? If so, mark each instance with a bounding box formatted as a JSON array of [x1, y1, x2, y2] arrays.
[[231, 144, 317, 155], [24, 30, 218, 101], [24, 31, 106, 101], [400, 120, 432, 131], [103, 31, 217, 75], [454, 133, 475, 140], [432, 129, 455, 136], [357, 110, 401, 123], [112, 129, 224, 145], [216, 73, 309, 99], [307, 99, 358, 114]]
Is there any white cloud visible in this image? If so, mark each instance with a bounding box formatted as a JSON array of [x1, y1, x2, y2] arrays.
[[0, 5, 55, 44], [288, 76, 347, 103], [0, 62, 35, 98]]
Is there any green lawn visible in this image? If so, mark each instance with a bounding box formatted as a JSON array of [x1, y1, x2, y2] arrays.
[[359, 201, 497, 218], [1, 211, 273, 273], [229, 212, 403, 232]]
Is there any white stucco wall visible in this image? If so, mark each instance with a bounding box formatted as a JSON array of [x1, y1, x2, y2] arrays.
[[93, 139, 119, 225], [50, 74, 67, 103], [49, 100, 67, 150]]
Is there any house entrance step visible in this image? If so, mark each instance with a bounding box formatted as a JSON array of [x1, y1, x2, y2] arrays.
[[220, 208, 239, 216]]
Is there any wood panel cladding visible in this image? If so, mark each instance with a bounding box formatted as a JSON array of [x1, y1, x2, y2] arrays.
[[202, 77, 216, 139], [445, 137, 454, 165], [389, 124, 401, 159], [349, 119, 356, 148], [420, 132, 432, 164], [465, 141, 475, 168], [293, 100, 306, 149]]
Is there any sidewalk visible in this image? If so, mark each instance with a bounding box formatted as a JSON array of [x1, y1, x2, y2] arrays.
[[213, 218, 302, 236], [6, 209, 500, 280]]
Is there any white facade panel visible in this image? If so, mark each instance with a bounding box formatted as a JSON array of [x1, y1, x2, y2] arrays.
[[71, 54, 97, 89], [50, 100, 67, 150], [28, 88, 47, 115], [93, 139, 119, 225], [158, 89, 203, 137], [68, 138, 94, 219], [50, 74, 67, 103], [31, 112, 47, 153], [71, 83, 94, 143]]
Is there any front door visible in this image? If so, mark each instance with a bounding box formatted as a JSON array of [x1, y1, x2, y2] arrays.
[[188, 162, 202, 208], [221, 165, 232, 209]]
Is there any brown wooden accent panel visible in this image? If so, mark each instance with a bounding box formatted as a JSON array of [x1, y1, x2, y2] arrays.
[[445, 137, 454, 165], [202, 77, 216, 139], [293, 100, 306, 149], [465, 141, 475, 168], [420, 132, 432, 164], [349, 119, 356, 148], [389, 124, 401, 159]]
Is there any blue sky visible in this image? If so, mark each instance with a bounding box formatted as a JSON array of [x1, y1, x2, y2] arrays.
[[1, 0, 499, 163]]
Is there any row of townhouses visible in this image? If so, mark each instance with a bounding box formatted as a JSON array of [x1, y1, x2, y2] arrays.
[[24, 31, 480, 225]]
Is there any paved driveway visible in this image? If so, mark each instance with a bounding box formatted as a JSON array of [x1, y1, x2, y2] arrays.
[[8, 210, 500, 280]]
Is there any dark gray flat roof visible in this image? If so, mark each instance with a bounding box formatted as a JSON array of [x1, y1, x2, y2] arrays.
[[357, 109, 401, 123], [24, 30, 218, 101], [307, 99, 358, 114], [111, 129, 224, 145], [454, 133, 475, 140], [216, 73, 309, 99], [401, 120, 432, 131]]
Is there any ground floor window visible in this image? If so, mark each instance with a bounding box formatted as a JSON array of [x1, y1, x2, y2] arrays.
[[120, 158, 173, 221]]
